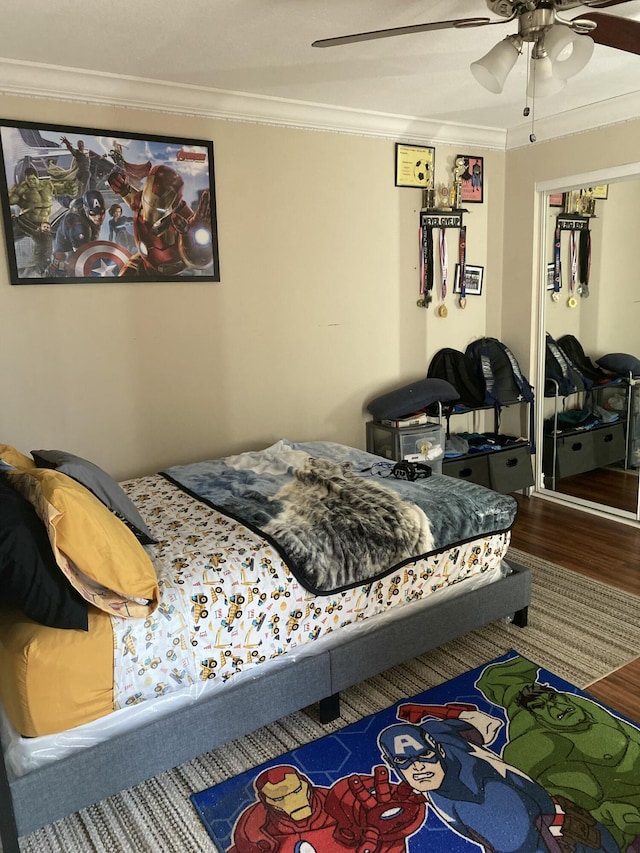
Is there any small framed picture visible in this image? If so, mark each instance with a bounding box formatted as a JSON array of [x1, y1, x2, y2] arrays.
[[395, 143, 435, 189], [588, 184, 608, 200], [548, 192, 564, 207], [456, 154, 483, 204], [547, 261, 561, 291], [454, 263, 483, 296]]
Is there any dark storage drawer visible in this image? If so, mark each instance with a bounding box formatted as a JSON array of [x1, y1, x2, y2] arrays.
[[543, 432, 596, 478], [592, 422, 625, 467], [487, 445, 534, 493], [443, 455, 491, 488]]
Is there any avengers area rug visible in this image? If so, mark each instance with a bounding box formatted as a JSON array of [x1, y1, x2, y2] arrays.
[[191, 650, 640, 853]]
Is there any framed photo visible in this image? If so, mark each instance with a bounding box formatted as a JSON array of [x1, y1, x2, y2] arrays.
[[395, 143, 435, 189], [0, 119, 220, 284], [456, 154, 484, 204], [585, 184, 608, 200], [548, 192, 564, 207], [547, 261, 561, 291], [454, 263, 483, 296]]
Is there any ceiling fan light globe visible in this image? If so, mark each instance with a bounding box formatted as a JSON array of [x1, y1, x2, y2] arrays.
[[545, 26, 594, 80], [470, 36, 520, 94], [526, 54, 566, 98]]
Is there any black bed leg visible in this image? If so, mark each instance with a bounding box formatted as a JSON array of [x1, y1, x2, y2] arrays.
[[318, 692, 341, 723], [512, 605, 529, 628], [0, 751, 20, 853]]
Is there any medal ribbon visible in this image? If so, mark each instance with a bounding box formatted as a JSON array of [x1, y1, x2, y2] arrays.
[[579, 228, 591, 290], [421, 225, 434, 303], [439, 228, 448, 300], [419, 224, 425, 295], [458, 225, 467, 298], [569, 230, 578, 297], [553, 227, 561, 294]]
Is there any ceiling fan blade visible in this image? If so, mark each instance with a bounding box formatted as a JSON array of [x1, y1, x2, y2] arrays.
[[576, 11, 640, 55], [312, 17, 493, 48], [580, 0, 634, 7]]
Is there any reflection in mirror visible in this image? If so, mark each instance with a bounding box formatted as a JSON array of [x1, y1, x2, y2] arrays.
[[539, 178, 640, 520]]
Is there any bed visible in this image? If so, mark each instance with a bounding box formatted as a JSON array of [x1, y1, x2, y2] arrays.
[[0, 438, 531, 851]]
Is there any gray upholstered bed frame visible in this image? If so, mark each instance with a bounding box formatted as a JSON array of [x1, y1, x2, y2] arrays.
[[0, 561, 530, 852]]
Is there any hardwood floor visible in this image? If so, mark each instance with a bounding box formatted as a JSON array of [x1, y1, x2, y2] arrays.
[[511, 492, 640, 721], [546, 465, 639, 515]]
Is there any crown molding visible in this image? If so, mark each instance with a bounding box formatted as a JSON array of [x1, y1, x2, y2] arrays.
[[506, 90, 640, 149], [0, 59, 508, 150], [1, 58, 636, 152]]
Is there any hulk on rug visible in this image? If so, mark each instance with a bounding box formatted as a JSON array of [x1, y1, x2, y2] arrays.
[[192, 650, 639, 853], [476, 655, 640, 853]]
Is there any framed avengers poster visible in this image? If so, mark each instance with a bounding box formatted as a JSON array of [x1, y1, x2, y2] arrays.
[[0, 119, 220, 284]]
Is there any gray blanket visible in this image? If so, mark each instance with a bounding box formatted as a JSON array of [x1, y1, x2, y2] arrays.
[[162, 440, 517, 594]]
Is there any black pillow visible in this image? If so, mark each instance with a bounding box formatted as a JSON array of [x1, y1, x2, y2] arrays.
[[596, 353, 640, 377], [367, 378, 459, 420], [0, 474, 88, 630]]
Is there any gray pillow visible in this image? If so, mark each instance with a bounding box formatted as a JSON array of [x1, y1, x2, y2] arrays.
[[367, 378, 459, 420], [596, 353, 640, 377], [30, 449, 156, 545]]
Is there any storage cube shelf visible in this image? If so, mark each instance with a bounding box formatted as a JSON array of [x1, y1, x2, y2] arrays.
[[443, 443, 533, 494], [543, 422, 626, 480]]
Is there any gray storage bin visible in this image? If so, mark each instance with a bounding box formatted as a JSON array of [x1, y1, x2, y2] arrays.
[[487, 444, 534, 493], [543, 432, 597, 478], [592, 422, 625, 467], [442, 454, 491, 488]]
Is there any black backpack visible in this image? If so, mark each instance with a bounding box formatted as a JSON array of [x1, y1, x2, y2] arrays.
[[465, 337, 535, 409], [427, 348, 486, 409], [557, 334, 611, 386], [545, 333, 591, 397]]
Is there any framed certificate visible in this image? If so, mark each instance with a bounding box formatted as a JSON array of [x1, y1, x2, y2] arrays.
[[395, 143, 435, 189]]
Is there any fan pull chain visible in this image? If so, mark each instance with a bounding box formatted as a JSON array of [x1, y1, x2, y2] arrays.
[[523, 42, 537, 143]]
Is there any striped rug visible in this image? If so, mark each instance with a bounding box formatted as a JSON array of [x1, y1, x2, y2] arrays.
[[19, 550, 640, 852]]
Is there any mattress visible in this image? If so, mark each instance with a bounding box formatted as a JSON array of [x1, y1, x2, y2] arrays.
[[0, 440, 517, 738], [0, 468, 514, 739]]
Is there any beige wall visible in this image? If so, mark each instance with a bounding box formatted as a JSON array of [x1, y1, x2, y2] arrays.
[[3, 92, 636, 480], [0, 95, 504, 479]]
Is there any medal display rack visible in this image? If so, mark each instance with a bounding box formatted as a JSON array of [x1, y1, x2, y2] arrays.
[[555, 213, 593, 231], [418, 209, 470, 311], [420, 209, 468, 228]]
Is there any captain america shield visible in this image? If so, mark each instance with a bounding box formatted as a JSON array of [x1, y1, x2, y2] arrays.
[[67, 241, 132, 278]]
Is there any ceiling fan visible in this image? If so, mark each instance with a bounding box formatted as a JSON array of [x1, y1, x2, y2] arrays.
[[312, 1, 640, 98]]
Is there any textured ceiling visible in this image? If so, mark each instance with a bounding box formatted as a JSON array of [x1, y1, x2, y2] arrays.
[[2, 1, 639, 145]]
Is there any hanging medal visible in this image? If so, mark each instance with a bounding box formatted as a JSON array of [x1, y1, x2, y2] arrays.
[[458, 224, 467, 308], [567, 230, 578, 308], [552, 226, 561, 302], [420, 224, 434, 307], [438, 228, 448, 317], [418, 223, 425, 306], [579, 228, 591, 298]]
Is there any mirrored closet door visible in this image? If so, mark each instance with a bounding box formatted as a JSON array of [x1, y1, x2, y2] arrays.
[[536, 168, 640, 523]]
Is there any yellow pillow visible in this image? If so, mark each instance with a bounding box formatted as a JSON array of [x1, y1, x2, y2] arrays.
[[0, 443, 36, 469], [7, 468, 159, 619]]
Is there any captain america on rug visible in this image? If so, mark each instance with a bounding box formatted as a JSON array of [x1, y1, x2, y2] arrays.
[[192, 650, 640, 853]]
